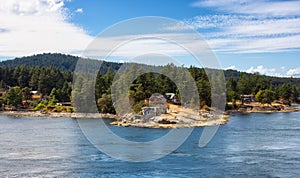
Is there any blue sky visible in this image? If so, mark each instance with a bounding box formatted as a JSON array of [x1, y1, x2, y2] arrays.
[[0, 0, 300, 77]]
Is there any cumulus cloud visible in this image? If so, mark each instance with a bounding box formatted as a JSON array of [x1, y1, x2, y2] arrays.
[[0, 0, 92, 57], [225, 65, 236, 70], [246, 65, 282, 76], [287, 68, 300, 76], [234, 65, 300, 78]]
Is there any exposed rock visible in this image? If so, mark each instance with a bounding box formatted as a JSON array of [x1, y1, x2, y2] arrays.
[[110, 109, 229, 128]]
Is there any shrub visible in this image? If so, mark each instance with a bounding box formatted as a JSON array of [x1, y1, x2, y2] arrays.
[[34, 103, 46, 111], [201, 105, 211, 111], [28, 100, 39, 108], [132, 101, 148, 114], [53, 105, 62, 112], [66, 106, 74, 113]]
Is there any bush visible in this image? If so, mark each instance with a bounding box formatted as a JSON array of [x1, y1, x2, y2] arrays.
[[46, 105, 55, 110], [66, 106, 74, 113], [34, 103, 46, 111], [53, 105, 62, 112], [201, 105, 211, 111], [28, 100, 39, 108], [132, 101, 148, 114], [40, 99, 48, 105]]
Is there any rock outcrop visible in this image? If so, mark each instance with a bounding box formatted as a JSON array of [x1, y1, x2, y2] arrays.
[[111, 108, 229, 128]]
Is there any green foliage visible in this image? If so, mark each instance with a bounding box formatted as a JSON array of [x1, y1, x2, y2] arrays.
[[202, 105, 210, 111], [197, 79, 211, 107], [255, 89, 275, 104], [132, 101, 148, 114], [237, 73, 252, 95], [97, 94, 115, 114], [227, 91, 239, 102], [48, 88, 58, 107], [6, 87, 22, 107], [28, 100, 39, 108], [278, 84, 292, 99], [0, 53, 122, 73], [255, 90, 264, 102], [34, 103, 46, 111], [53, 105, 62, 112], [21, 87, 31, 101], [66, 106, 74, 113]]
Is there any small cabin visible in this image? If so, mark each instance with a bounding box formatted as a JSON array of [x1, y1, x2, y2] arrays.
[[142, 93, 167, 117], [240, 94, 254, 104], [164, 93, 180, 105], [30, 91, 42, 100]]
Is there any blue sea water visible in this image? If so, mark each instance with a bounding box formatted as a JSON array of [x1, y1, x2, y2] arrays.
[[0, 111, 299, 177]]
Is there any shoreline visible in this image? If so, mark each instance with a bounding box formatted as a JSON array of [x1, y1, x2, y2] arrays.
[[227, 108, 300, 114], [0, 111, 118, 119], [0, 105, 299, 128], [110, 113, 230, 129], [227, 104, 300, 114]]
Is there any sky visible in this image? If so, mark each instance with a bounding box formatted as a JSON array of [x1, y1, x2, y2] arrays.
[[0, 0, 300, 77]]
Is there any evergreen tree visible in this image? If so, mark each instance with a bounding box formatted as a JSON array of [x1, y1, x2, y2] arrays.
[[48, 88, 58, 107], [6, 87, 22, 108], [29, 67, 40, 90]]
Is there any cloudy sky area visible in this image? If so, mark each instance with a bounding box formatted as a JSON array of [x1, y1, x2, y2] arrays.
[[0, 0, 300, 77]]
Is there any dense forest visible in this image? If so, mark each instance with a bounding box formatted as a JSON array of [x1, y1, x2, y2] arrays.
[[0, 53, 299, 113]]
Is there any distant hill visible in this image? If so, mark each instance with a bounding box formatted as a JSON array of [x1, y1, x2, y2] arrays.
[[0, 53, 245, 76], [0, 53, 122, 73], [0, 53, 299, 86], [0, 53, 79, 71]]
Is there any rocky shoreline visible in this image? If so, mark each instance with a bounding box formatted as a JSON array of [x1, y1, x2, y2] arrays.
[[0, 111, 118, 119], [110, 111, 229, 129], [0, 104, 299, 129], [110, 104, 300, 128], [227, 104, 300, 114]]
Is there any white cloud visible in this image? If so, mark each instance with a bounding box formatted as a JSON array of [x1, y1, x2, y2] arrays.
[[245, 65, 300, 78], [75, 8, 83, 13], [240, 66, 300, 78], [0, 0, 92, 57], [85, 33, 210, 57], [225, 65, 236, 70], [246, 65, 282, 76], [287, 68, 300, 76]]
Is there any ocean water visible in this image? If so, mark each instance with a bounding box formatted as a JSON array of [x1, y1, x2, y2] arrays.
[[0, 111, 299, 177]]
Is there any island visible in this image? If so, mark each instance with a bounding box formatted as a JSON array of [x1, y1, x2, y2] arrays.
[[0, 53, 299, 129]]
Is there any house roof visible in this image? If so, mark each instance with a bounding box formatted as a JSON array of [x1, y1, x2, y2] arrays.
[[31, 94, 41, 99]]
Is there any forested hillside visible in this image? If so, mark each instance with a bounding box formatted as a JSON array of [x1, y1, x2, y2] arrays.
[[0, 53, 299, 113], [0, 53, 122, 73]]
